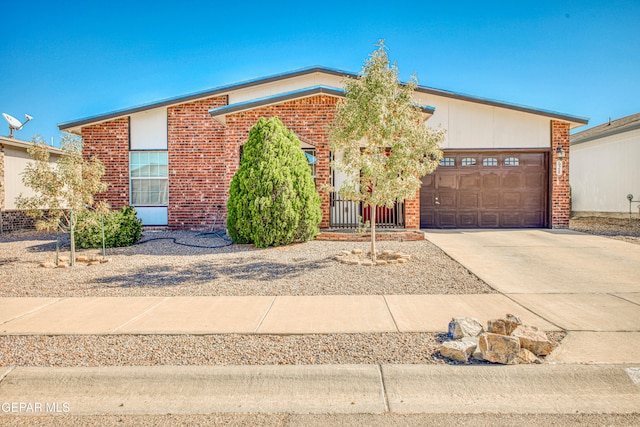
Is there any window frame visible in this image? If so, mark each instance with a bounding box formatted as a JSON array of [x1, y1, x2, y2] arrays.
[[439, 157, 455, 167], [129, 150, 169, 207], [504, 157, 520, 167], [482, 157, 498, 167], [461, 157, 477, 167], [302, 148, 317, 181]]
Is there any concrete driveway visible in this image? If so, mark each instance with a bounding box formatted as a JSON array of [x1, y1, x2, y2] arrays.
[[424, 229, 640, 294], [424, 229, 640, 364]]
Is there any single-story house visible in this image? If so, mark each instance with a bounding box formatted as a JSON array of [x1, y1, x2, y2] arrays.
[[58, 67, 588, 230], [570, 113, 640, 218], [0, 136, 65, 233]]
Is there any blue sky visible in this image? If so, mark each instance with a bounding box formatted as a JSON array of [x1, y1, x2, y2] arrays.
[[1, 0, 638, 144]]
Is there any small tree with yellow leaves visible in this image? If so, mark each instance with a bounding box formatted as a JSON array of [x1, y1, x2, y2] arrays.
[[16, 134, 108, 266], [329, 41, 444, 261]]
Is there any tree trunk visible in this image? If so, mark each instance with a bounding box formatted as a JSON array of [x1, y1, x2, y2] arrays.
[[69, 210, 76, 267], [370, 204, 376, 262]]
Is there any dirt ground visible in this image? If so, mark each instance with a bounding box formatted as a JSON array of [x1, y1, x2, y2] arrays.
[[570, 216, 640, 245]]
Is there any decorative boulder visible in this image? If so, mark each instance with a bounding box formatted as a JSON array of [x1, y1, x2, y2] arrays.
[[516, 348, 541, 364], [439, 337, 478, 363], [487, 313, 522, 336], [478, 332, 521, 365], [448, 317, 484, 339], [511, 325, 555, 356]]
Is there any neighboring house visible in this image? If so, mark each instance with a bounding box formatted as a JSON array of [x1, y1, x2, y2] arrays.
[[58, 67, 587, 230], [0, 136, 65, 233], [570, 113, 640, 218]]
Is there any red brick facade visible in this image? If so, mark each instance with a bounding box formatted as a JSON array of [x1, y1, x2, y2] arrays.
[[551, 120, 571, 228], [167, 96, 228, 229], [404, 189, 421, 229], [82, 118, 130, 209], [80, 93, 569, 231]]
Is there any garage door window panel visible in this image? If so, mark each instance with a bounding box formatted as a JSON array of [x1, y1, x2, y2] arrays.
[[482, 157, 498, 167]]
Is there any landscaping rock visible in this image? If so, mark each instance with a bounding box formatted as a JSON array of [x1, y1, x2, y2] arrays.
[[512, 324, 555, 356], [56, 263, 68, 268], [478, 332, 520, 365], [39, 262, 56, 269], [335, 247, 411, 266], [88, 260, 100, 266], [504, 314, 522, 335], [516, 348, 541, 364], [439, 337, 477, 363], [487, 314, 522, 336], [76, 255, 89, 262], [487, 318, 509, 335], [472, 345, 484, 361], [448, 317, 484, 339], [58, 256, 70, 263], [99, 258, 111, 263]]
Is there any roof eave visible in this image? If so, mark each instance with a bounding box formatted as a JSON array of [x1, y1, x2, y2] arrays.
[[209, 86, 345, 125], [571, 120, 640, 146], [0, 136, 66, 155], [208, 86, 436, 125], [415, 86, 589, 127], [59, 65, 587, 131], [58, 66, 354, 132]]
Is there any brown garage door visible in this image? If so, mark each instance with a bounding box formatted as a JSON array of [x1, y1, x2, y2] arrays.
[[420, 151, 548, 228]]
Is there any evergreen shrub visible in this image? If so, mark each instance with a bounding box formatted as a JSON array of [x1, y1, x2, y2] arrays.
[[75, 206, 143, 248], [227, 117, 322, 248]]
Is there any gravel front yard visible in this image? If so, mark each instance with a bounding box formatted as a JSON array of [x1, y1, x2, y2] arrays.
[[0, 332, 566, 367], [0, 231, 491, 297], [5, 219, 631, 369], [570, 216, 640, 245]]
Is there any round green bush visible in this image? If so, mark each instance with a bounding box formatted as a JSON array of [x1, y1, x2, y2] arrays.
[[75, 206, 143, 249], [227, 117, 322, 248]]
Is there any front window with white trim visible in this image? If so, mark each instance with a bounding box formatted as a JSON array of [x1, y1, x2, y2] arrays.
[[130, 151, 168, 206]]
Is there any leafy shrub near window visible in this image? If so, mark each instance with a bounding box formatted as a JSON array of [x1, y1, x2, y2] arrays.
[[227, 117, 322, 248], [75, 206, 143, 249]]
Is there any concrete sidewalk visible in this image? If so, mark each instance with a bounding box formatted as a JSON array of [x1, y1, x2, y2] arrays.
[[0, 294, 560, 335], [1, 365, 638, 415]]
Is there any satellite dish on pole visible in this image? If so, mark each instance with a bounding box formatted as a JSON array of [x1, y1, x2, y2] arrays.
[[2, 112, 33, 138]]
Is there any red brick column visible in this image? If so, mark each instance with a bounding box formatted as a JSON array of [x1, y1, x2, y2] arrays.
[[168, 96, 227, 230], [404, 188, 421, 229], [551, 120, 571, 228], [82, 118, 130, 209]]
